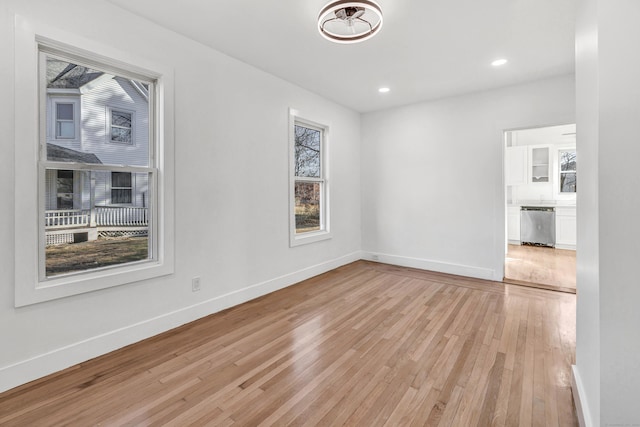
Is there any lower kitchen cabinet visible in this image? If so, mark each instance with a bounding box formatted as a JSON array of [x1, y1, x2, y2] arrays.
[[507, 206, 521, 243], [555, 206, 577, 249]]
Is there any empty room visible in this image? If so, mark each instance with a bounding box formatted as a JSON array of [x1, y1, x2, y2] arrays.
[[0, 0, 638, 426]]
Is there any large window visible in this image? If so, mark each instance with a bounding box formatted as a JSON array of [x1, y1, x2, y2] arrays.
[[41, 50, 153, 278], [559, 149, 577, 193], [13, 20, 174, 307], [290, 112, 330, 246]]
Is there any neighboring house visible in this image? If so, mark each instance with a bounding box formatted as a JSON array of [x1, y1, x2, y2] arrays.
[[44, 58, 150, 244]]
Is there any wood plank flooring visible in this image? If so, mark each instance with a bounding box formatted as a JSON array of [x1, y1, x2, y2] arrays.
[[504, 244, 576, 293], [0, 261, 577, 426]]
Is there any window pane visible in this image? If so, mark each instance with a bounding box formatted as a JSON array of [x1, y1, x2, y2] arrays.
[[112, 171, 132, 187], [294, 125, 321, 178], [111, 126, 132, 143], [560, 172, 577, 193], [56, 121, 75, 139], [45, 169, 151, 277], [295, 181, 321, 233], [45, 55, 149, 166], [112, 111, 132, 127], [560, 150, 576, 171], [56, 103, 73, 120]]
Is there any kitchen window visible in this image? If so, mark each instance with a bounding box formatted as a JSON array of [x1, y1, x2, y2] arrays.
[[559, 149, 577, 193], [289, 111, 331, 246]]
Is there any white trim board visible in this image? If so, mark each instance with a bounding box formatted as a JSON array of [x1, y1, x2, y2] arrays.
[[361, 251, 497, 282], [0, 251, 362, 394], [571, 365, 592, 427]]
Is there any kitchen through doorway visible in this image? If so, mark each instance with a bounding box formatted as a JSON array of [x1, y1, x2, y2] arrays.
[[504, 124, 577, 293]]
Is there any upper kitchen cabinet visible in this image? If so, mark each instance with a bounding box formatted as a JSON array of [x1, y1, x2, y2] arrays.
[[531, 146, 549, 183], [505, 146, 527, 185]]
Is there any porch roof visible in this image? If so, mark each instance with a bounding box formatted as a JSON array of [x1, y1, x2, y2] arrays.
[[47, 144, 102, 164]]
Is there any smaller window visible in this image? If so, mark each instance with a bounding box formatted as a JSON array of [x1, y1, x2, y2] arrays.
[[289, 112, 331, 246], [111, 172, 132, 204], [110, 109, 133, 144], [55, 102, 75, 139], [559, 149, 576, 193]]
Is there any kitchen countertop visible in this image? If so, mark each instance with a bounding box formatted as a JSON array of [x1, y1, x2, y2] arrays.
[[508, 200, 576, 208]]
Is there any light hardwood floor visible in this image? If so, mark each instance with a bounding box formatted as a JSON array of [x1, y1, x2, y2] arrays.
[[0, 261, 577, 426], [505, 244, 577, 293]]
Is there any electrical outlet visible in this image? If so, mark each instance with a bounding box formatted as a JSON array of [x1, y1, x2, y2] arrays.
[[192, 277, 201, 292]]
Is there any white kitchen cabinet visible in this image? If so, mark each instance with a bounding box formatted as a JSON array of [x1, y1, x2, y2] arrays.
[[507, 206, 521, 243], [505, 146, 527, 185], [530, 146, 550, 183], [555, 206, 576, 249]]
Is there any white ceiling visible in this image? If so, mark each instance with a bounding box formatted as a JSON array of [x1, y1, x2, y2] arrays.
[[108, 0, 577, 113]]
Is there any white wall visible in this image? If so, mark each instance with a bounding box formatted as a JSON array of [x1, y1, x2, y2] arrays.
[[575, 0, 640, 425], [361, 75, 575, 281], [574, 0, 600, 424], [0, 0, 361, 392]]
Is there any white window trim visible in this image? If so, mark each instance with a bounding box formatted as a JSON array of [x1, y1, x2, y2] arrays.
[[14, 16, 175, 307], [107, 106, 135, 145], [289, 109, 331, 247]]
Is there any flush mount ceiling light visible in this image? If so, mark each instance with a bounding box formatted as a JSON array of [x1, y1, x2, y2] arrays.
[[318, 0, 383, 44], [491, 58, 508, 67]]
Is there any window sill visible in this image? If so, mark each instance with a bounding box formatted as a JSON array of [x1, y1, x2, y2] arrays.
[[290, 230, 332, 247]]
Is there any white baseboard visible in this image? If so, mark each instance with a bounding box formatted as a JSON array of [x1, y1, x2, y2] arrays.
[[0, 251, 362, 394], [571, 365, 592, 427], [361, 251, 496, 281], [556, 244, 576, 251]]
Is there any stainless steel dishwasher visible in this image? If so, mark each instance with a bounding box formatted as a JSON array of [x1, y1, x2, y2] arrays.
[[520, 206, 555, 247]]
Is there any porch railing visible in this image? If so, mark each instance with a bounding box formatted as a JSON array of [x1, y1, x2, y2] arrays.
[[45, 207, 148, 229], [45, 209, 90, 229], [95, 206, 148, 227]]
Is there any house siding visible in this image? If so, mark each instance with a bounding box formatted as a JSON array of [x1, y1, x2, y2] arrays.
[[80, 76, 149, 168]]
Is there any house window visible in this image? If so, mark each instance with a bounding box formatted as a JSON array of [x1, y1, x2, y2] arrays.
[[559, 149, 577, 193], [55, 103, 75, 139], [56, 170, 74, 209], [289, 112, 331, 246], [111, 172, 132, 204], [110, 109, 133, 144]]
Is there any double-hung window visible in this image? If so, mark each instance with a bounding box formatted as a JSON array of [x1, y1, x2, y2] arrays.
[[111, 172, 133, 204], [110, 108, 134, 144], [55, 102, 76, 139], [40, 50, 154, 279], [289, 112, 330, 246], [13, 18, 174, 307]]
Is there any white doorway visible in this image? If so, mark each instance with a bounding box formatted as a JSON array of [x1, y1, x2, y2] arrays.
[[504, 124, 577, 293]]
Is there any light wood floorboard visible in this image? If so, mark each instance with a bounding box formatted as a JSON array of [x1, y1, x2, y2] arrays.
[[505, 244, 576, 293], [0, 261, 577, 426]]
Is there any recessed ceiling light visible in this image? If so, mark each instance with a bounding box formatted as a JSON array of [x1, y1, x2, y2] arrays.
[[378, 87, 390, 93], [491, 58, 508, 67]]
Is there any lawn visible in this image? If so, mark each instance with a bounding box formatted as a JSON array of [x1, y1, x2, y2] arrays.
[[46, 237, 149, 276]]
